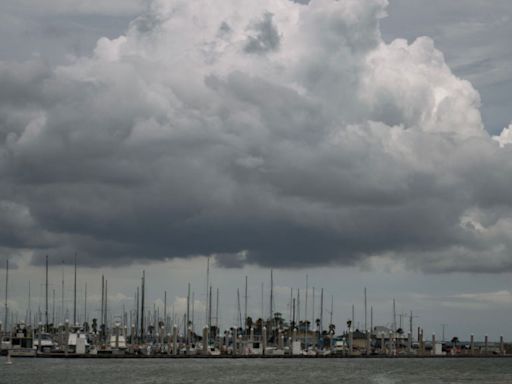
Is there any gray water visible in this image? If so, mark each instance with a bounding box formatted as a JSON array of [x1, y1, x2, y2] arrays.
[[1, 358, 512, 384]]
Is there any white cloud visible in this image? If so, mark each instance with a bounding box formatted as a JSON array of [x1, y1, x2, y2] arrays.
[[493, 123, 512, 147]]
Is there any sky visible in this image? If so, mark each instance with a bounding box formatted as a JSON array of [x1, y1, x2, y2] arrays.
[[1, 0, 512, 340]]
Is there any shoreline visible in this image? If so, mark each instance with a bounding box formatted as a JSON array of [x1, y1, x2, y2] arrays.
[[11, 354, 512, 359]]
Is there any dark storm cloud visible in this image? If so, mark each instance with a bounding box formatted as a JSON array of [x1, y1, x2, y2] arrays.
[[0, 0, 511, 272]]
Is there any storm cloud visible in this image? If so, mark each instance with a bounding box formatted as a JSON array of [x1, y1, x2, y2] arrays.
[[1, 0, 511, 272]]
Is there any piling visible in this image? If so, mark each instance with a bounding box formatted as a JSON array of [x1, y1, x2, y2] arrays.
[[431, 333, 436, 356], [203, 326, 208, 355], [419, 329, 424, 356], [65, 320, 69, 356], [186, 327, 192, 355], [115, 324, 120, 349], [500, 335, 505, 355], [484, 335, 488, 355], [349, 329, 353, 355], [262, 327, 267, 355], [380, 334, 385, 355], [231, 329, 236, 356], [470, 334, 474, 355], [172, 324, 178, 355], [38, 322, 42, 353], [366, 331, 371, 355], [407, 332, 412, 354]]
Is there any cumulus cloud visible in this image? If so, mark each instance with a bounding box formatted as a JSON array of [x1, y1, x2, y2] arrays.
[[0, 0, 511, 272]]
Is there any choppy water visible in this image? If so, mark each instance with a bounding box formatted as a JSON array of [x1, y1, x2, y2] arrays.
[[1, 358, 512, 384]]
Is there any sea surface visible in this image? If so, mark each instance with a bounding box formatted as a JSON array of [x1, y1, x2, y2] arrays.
[[1, 358, 512, 384]]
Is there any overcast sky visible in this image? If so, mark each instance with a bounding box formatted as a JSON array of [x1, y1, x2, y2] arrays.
[[1, 0, 512, 340]]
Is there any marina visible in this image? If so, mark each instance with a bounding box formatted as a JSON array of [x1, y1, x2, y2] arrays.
[[0, 259, 509, 360]]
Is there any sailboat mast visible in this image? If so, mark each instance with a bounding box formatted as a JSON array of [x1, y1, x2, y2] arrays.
[[28, 281, 31, 327], [319, 288, 323, 334], [45, 255, 49, 331], [311, 287, 315, 326], [330, 295, 333, 325], [164, 290, 167, 332], [260, 282, 264, 321], [84, 282, 87, 324], [186, 282, 190, 332], [104, 279, 108, 329], [205, 257, 209, 328], [237, 288, 242, 329], [305, 275, 308, 346], [215, 287, 219, 328], [52, 288, 55, 325], [269, 270, 273, 321], [191, 291, 195, 332], [4, 259, 8, 332], [208, 285, 212, 329], [73, 254, 77, 325], [364, 287, 367, 332], [244, 276, 248, 329], [101, 275, 104, 328], [135, 287, 139, 340], [61, 261, 64, 324], [140, 271, 145, 340]]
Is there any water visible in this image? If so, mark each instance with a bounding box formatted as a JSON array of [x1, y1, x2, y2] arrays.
[[1, 358, 512, 384]]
